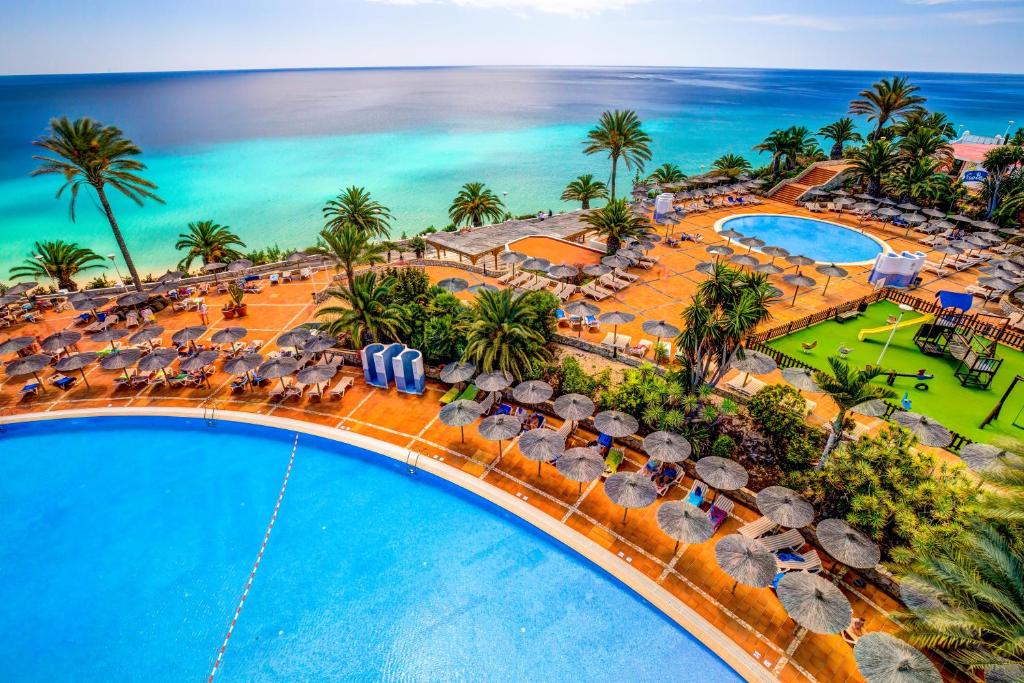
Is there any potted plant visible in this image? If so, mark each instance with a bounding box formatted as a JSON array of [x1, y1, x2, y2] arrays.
[[222, 283, 247, 318]]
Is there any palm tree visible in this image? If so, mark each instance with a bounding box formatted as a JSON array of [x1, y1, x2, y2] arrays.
[[448, 182, 506, 228], [753, 129, 790, 179], [885, 158, 949, 204], [849, 76, 927, 140], [712, 154, 752, 178], [676, 262, 777, 393], [317, 271, 405, 347], [817, 118, 863, 160], [898, 128, 954, 166], [10, 240, 105, 291], [461, 288, 551, 380], [31, 117, 163, 292], [583, 110, 653, 199], [850, 140, 901, 196], [783, 126, 817, 169], [812, 356, 895, 461], [322, 186, 393, 239], [647, 163, 686, 185], [983, 145, 1024, 218], [893, 110, 957, 140], [174, 220, 246, 271], [561, 174, 608, 210], [896, 522, 1023, 675], [579, 199, 650, 254], [317, 224, 386, 292]]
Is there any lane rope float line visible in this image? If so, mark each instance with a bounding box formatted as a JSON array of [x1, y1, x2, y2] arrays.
[[208, 432, 299, 682]]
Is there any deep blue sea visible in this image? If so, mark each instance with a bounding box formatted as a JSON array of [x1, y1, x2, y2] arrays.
[[0, 66, 1021, 275]]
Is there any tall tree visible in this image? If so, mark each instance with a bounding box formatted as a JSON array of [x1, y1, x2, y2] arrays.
[[675, 262, 776, 393], [448, 182, 505, 228], [583, 110, 652, 200], [579, 198, 650, 254], [893, 109, 957, 140], [647, 162, 686, 185], [174, 220, 246, 271], [983, 145, 1024, 218], [850, 140, 901, 196], [753, 129, 789, 179], [461, 288, 551, 380], [898, 128, 954, 166], [849, 76, 927, 140], [10, 239, 105, 291], [711, 154, 752, 178], [817, 118, 863, 160], [317, 271, 405, 346], [322, 186, 393, 239], [317, 225, 386, 292], [885, 158, 950, 204], [31, 117, 163, 292], [812, 356, 895, 462], [560, 173, 608, 210]]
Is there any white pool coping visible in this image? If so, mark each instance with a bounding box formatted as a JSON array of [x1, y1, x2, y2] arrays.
[[713, 212, 891, 267], [1, 407, 776, 683]]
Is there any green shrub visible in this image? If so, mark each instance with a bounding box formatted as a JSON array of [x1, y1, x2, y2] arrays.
[[559, 356, 601, 396], [711, 435, 736, 458], [747, 384, 807, 446]]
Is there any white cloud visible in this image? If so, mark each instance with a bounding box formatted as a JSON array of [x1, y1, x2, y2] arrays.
[[738, 14, 845, 31], [367, 0, 653, 17]]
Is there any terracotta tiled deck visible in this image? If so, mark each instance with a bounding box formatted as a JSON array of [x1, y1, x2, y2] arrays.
[[0, 227, 978, 680]]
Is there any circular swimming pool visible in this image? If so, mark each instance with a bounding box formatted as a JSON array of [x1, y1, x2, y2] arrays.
[[716, 214, 887, 264], [0, 416, 740, 682]]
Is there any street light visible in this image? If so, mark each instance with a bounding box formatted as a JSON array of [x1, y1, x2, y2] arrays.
[[876, 303, 914, 366], [107, 253, 128, 291], [34, 254, 56, 288], [1005, 120, 1016, 143]]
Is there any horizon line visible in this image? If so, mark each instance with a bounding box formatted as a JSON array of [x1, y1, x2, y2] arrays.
[[2, 63, 1023, 79]]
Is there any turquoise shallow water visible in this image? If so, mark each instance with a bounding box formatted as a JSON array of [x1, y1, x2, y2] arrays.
[[0, 67, 1021, 276], [0, 416, 740, 681]]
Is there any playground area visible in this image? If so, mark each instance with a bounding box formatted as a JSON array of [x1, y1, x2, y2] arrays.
[[767, 300, 1024, 446]]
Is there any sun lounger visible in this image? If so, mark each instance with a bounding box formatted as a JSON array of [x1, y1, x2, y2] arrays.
[[685, 479, 708, 507], [269, 377, 294, 399], [613, 268, 639, 283], [48, 373, 77, 391], [497, 270, 517, 285], [475, 391, 496, 415], [776, 550, 822, 573], [600, 332, 631, 350], [628, 339, 652, 357], [230, 376, 250, 392], [585, 315, 600, 331], [582, 284, 612, 301], [655, 340, 672, 360], [707, 497, 734, 531], [550, 418, 574, 438], [757, 529, 805, 553], [282, 381, 307, 401], [20, 382, 41, 397], [299, 267, 313, 279], [724, 374, 766, 397], [329, 376, 354, 399], [440, 385, 460, 404], [506, 273, 532, 288], [739, 515, 776, 539], [457, 384, 479, 402], [597, 274, 628, 291], [602, 448, 624, 477], [555, 308, 569, 326], [656, 468, 684, 496]]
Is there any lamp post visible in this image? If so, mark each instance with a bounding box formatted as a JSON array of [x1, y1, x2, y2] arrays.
[[34, 254, 56, 289], [876, 303, 914, 366], [1004, 120, 1016, 144], [107, 253, 128, 291]]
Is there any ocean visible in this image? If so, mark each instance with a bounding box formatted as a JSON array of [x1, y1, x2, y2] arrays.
[[0, 66, 1021, 276]]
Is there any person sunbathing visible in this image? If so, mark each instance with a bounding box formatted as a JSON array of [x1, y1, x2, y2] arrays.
[[654, 464, 678, 489]]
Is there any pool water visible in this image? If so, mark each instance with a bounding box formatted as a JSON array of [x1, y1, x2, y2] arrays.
[[719, 214, 885, 264], [0, 416, 739, 682]]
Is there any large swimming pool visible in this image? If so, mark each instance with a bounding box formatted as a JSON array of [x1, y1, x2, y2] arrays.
[[0, 416, 740, 682], [717, 214, 886, 264]]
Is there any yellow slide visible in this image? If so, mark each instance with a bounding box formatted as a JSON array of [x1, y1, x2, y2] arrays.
[[857, 314, 933, 341]]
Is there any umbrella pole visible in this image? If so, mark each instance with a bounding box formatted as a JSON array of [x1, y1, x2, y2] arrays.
[[622, 508, 628, 524], [673, 539, 680, 555], [460, 425, 465, 443], [654, 335, 662, 367], [731, 580, 738, 594], [34, 371, 46, 392], [537, 461, 542, 477], [612, 324, 619, 359], [81, 368, 89, 388], [497, 439, 503, 461], [790, 286, 799, 307], [579, 481, 583, 496], [742, 371, 751, 387], [823, 275, 832, 296]]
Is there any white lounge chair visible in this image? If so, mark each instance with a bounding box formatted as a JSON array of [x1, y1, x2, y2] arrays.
[[757, 529, 805, 553], [738, 515, 776, 539]]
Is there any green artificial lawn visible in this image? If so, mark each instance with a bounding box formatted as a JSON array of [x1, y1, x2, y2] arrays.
[[768, 301, 1024, 446]]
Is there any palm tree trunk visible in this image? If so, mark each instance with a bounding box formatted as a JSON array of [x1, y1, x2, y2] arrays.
[[581, 198, 590, 210], [831, 142, 843, 160], [345, 261, 355, 293], [987, 178, 1001, 218], [609, 155, 619, 200], [818, 409, 846, 468], [95, 185, 144, 292]]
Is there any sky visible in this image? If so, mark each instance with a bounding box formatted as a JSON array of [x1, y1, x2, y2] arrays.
[[2, 0, 1023, 75]]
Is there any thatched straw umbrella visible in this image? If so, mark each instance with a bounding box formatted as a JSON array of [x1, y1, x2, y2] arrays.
[[476, 370, 512, 393], [440, 361, 475, 384], [643, 431, 692, 463], [0, 336, 36, 357], [959, 442, 1017, 472], [783, 273, 817, 307], [599, 310, 635, 357], [90, 327, 129, 350], [54, 351, 99, 387], [781, 367, 821, 393], [257, 356, 299, 392], [437, 277, 469, 293], [129, 325, 164, 350], [439, 399, 483, 443], [605, 471, 658, 523], [777, 571, 852, 634], [593, 410, 639, 438], [642, 320, 680, 366], [40, 330, 82, 355], [695, 456, 749, 491], [657, 501, 713, 553], [815, 263, 848, 296], [5, 353, 53, 391], [715, 534, 776, 592], [478, 413, 522, 460], [555, 446, 605, 494], [729, 349, 777, 387], [512, 380, 553, 405], [891, 412, 952, 448], [756, 486, 814, 528], [816, 518, 880, 569], [518, 429, 565, 476], [853, 632, 941, 683]]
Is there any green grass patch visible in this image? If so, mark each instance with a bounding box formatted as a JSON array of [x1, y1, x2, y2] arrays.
[[768, 301, 1024, 446]]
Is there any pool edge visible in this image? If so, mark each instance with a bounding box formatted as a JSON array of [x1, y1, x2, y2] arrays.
[[0, 407, 776, 683], [713, 212, 890, 267]]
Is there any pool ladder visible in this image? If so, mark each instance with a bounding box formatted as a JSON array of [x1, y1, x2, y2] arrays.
[[202, 399, 221, 426], [405, 450, 423, 474]]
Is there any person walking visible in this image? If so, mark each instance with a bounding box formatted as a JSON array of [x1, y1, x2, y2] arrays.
[[198, 301, 210, 325]]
